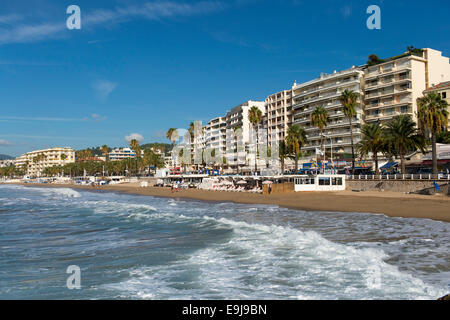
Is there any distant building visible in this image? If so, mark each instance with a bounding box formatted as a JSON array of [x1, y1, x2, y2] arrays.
[[204, 116, 227, 167], [14, 147, 75, 177], [76, 156, 105, 162], [225, 100, 266, 173], [108, 148, 140, 161], [0, 159, 14, 168], [265, 89, 294, 144]]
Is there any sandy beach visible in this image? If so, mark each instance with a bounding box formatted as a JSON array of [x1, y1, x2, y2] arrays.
[[6, 182, 450, 223]]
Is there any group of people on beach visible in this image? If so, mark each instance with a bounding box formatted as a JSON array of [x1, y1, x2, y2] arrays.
[[171, 183, 179, 193]]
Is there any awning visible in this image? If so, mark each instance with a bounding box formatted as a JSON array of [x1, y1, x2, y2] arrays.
[[380, 162, 398, 169]]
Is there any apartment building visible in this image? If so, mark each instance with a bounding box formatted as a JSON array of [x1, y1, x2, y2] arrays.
[[0, 159, 14, 168], [292, 66, 365, 156], [14, 147, 75, 177], [225, 100, 266, 172], [364, 48, 450, 124], [204, 116, 227, 164], [423, 81, 450, 126], [265, 89, 294, 144], [108, 147, 138, 161]]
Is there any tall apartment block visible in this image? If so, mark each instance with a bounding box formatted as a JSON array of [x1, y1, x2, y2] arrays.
[[292, 67, 365, 156], [204, 116, 227, 162], [225, 100, 266, 172], [364, 48, 450, 124], [265, 89, 294, 144]]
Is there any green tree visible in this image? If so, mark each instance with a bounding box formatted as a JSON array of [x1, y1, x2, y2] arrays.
[[417, 92, 449, 177], [129, 139, 141, 176], [278, 140, 290, 175], [356, 123, 385, 173], [248, 106, 263, 174], [339, 89, 359, 171], [101, 145, 109, 161], [166, 128, 179, 156], [310, 105, 329, 161], [384, 115, 425, 174], [286, 124, 308, 174], [437, 130, 450, 144]]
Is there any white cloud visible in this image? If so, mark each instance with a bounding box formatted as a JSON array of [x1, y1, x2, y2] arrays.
[[0, 14, 23, 25], [92, 80, 117, 101], [0, 116, 82, 122], [0, 139, 13, 146], [0, 22, 65, 45], [91, 113, 107, 121], [125, 133, 144, 143], [0, 1, 225, 45]]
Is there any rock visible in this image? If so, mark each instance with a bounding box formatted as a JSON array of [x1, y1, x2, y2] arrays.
[[438, 294, 450, 300]]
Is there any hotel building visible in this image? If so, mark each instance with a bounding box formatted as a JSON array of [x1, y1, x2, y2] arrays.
[[14, 147, 75, 177], [292, 66, 365, 156], [364, 48, 450, 124], [225, 100, 266, 172]]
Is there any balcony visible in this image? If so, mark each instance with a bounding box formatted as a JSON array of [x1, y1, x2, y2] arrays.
[[293, 78, 360, 99], [365, 97, 412, 110], [365, 60, 412, 79], [365, 111, 403, 122]]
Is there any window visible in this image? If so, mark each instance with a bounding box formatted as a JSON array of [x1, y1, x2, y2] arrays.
[[319, 178, 331, 186], [332, 178, 343, 186], [442, 92, 447, 99], [401, 106, 409, 113]]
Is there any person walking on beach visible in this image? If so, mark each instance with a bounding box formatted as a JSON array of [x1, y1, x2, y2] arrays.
[[268, 184, 272, 195]]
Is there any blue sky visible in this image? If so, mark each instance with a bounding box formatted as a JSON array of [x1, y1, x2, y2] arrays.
[[1, 0, 450, 157]]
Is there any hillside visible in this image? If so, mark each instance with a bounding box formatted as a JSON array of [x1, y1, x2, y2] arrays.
[[0, 154, 14, 160]]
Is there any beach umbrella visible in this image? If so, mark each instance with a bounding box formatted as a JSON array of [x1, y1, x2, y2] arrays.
[[262, 180, 273, 185], [237, 180, 247, 185]]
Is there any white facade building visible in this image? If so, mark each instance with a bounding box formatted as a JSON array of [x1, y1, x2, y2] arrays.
[[364, 48, 450, 124], [14, 147, 75, 177], [225, 100, 266, 173], [204, 116, 227, 166], [108, 148, 137, 161], [292, 66, 365, 156]]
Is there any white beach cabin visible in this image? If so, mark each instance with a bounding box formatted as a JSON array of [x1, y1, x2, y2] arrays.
[[294, 174, 346, 192]]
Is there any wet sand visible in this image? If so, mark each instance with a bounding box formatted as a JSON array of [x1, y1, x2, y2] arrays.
[[5, 182, 450, 223]]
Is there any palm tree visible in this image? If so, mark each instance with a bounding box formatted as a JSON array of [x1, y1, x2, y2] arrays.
[[310, 106, 329, 161], [286, 124, 307, 174], [166, 128, 178, 149], [417, 92, 449, 177], [129, 139, 140, 175], [384, 115, 425, 174], [278, 140, 290, 175], [248, 106, 263, 174], [356, 123, 385, 173], [233, 126, 242, 174], [339, 89, 359, 172], [101, 145, 109, 161]]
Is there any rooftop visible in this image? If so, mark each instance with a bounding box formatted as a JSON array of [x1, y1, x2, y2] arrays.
[[424, 81, 450, 92]]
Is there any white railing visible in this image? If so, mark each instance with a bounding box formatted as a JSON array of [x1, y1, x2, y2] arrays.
[[348, 174, 450, 181]]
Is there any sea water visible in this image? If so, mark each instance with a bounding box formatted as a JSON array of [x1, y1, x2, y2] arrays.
[[0, 184, 448, 300]]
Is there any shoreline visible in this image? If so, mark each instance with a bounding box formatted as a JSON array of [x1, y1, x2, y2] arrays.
[[3, 182, 450, 223]]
